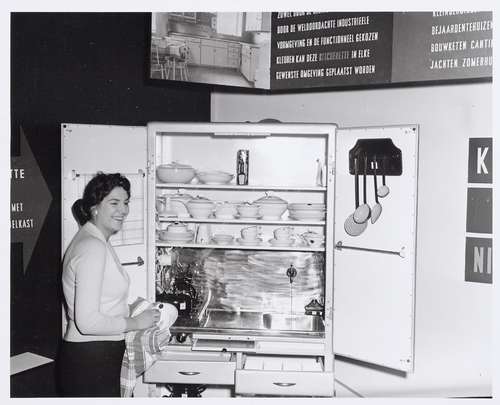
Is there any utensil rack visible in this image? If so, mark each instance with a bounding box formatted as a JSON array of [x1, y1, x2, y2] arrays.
[[348, 138, 402, 176]]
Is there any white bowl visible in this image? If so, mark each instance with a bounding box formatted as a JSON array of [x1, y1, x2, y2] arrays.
[[215, 202, 238, 217], [254, 194, 288, 205], [157, 163, 195, 183], [212, 234, 234, 245], [288, 203, 326, 211], [186, 199, 215, 210], [188, 207, 213, 219], [237, 204, 260, 217], [289, 209, 326, 220], [259, 203, 287, 219], [196, 170, 234, 185]]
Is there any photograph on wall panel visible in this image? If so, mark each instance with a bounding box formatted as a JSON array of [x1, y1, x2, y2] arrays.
[[150, 11, 492, 90]]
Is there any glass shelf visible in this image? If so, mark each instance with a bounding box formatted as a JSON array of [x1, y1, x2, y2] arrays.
[[155, 241, 325, 252], [156, 183, 327, 192], [157, 216, 326, 226]]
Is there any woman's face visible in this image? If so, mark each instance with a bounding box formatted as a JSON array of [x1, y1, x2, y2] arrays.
[[93, 186, 130, 239]]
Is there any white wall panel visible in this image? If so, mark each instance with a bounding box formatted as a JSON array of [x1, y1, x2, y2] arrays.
[[211, 82, 492, 397]]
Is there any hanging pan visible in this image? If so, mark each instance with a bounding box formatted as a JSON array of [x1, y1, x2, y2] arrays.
[[353, 155, 371, 224], [344, 157, 367, 236], [377, 156, 390, 198], [371, 156, 382, 224]]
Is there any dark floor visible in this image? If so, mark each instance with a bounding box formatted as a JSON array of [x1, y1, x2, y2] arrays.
[[11, 362, 58, 397]]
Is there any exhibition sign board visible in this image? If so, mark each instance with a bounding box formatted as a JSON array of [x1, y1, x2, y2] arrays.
[[151, 11, 492, 90], [10, 127, 52, 274]]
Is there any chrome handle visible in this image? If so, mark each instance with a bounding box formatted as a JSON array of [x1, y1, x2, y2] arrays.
[[336, 241, 405, 258], [178, 371, 201, 376], [121, 256, 144, 266], [273, 382, 296, 387]]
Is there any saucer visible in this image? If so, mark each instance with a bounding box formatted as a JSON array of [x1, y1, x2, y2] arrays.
[[269, 238, 295, 247], [236, 237, 262, 246]]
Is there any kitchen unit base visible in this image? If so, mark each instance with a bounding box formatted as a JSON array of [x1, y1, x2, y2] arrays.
[[143, 346, 334, 397]]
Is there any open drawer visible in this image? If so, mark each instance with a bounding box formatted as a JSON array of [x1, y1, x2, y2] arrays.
[[144, 349, 236, 385], [235, 355, 334, 397]]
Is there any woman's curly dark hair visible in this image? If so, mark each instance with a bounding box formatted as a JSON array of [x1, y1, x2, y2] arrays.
[[71, 172, 131, 226]]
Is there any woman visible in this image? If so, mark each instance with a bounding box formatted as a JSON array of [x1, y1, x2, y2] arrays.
[[58, 172, 160, 397]]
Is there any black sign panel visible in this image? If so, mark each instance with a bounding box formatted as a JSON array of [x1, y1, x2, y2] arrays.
[[466, 187, 492, 234], [392, 12, 493, 83], [271, 12, 394, 90], [468, 138, 492, 184], [464, 237, 492, 284]]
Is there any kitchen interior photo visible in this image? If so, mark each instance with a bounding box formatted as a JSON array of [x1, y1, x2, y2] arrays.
[[151, 12, 271, 88]]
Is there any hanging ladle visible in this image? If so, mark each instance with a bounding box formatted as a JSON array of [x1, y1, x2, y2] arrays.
[[344, 156, 368, 236], [353, 155, 371, 224], [371, 157, 382, 224], [377, 156, 390, 198]]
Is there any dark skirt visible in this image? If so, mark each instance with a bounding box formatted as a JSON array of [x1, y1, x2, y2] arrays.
[[57, 339, 125, 397]]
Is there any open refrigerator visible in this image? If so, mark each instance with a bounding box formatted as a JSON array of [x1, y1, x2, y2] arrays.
[[61, 122, 418, 397]]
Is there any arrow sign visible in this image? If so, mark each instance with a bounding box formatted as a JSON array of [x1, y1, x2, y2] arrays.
[[11, 127, 53, 274]]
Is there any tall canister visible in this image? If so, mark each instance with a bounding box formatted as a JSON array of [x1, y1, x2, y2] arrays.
[[236, 149, 249, 185]]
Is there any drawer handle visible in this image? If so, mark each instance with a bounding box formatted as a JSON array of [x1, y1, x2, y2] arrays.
[[178, 371, 201, 376], [273, 382, 296, 387]]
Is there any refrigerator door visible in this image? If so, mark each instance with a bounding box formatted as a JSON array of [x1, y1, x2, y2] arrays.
[[61, 123, 149, 301], [333, 125, 418, 372]]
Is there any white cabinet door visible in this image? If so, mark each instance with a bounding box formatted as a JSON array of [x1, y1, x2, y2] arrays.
[[61, 123, 149, 302], [214, 46, 228, 67], [200, 45, 214, 66], [333, 125, 418, 372], [187, 41, 201, 65], [245, 12, 262, 31]]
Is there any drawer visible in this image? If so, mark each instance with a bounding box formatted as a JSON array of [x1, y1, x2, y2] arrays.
[[235, 369, 334, 396], [144, 352, 236, 385], [235, 355, 333, 397], [201, 39, 227, 48]]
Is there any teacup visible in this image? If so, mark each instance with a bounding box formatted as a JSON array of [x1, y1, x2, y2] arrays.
[[274, 226, 294, 241], [241, 225, 261, 240]]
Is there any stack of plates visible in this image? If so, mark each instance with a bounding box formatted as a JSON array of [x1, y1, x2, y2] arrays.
[[159, 230, 194, 243], [288, 203, 326, 221]]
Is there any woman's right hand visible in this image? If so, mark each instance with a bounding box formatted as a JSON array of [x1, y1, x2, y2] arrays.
[[130, 309, 161, 330]]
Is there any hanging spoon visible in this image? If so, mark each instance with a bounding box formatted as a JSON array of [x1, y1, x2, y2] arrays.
[[371, 157, 382, 224], [344, 157, 368, 236], [377, 156, 390, 198], [353, 155, 371, 224]]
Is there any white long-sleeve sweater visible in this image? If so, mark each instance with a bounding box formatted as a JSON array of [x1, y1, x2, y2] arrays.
[[62, 221, 130, 342]]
